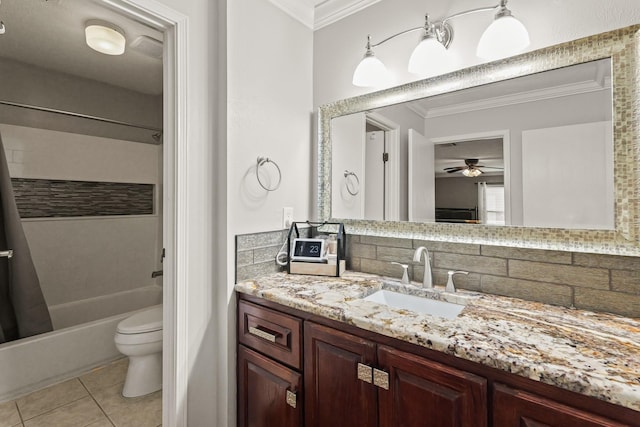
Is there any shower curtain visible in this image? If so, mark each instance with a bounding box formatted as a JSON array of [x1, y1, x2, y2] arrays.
[[0, 133, 52, 343]]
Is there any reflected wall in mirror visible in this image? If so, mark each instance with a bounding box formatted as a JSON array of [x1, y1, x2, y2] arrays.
[[318, 25, 640, 255], [331, 59, 614, 230]]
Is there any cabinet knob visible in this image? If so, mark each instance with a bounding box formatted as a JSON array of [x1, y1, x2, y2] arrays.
[[286, 390, 297, 408]]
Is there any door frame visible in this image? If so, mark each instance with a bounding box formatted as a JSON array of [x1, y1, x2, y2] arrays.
[[430, 129, 511, 225], [366, 112, 400, 221], [97, 1, 188, 426]]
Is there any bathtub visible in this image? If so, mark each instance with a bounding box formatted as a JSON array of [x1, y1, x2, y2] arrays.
[[0, 285, 162, 402]]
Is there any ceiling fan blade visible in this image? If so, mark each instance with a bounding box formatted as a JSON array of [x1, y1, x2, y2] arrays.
[[443, 166, 465, 171], [446, 169, 462, 173], [478, 166, 504, 170]]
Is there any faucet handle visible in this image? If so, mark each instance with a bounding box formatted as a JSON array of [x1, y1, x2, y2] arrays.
[[446, 270, 468, 293], [391, 262, 410, 284]]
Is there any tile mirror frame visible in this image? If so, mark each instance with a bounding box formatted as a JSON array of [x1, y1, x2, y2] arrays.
[[317, 25, 640, 256]]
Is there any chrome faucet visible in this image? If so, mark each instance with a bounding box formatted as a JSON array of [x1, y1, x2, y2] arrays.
[[413, 246, 433, 288]]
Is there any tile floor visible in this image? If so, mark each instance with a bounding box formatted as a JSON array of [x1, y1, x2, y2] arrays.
[[0, 358, 161, 427]]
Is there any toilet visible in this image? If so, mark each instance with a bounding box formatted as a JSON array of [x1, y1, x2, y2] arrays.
[[114, 304, 163, 397]]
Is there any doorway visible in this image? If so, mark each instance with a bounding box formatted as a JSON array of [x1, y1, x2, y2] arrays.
[[365, 112, 400, 221], [0, 0, 186, 425]]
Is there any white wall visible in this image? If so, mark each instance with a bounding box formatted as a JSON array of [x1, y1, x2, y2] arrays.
[[0, 124, 161, 307], [425, 90, 611, 224], [225, 0, 313, 426], [228, 0, 313, 236], [313, 0, 640, 107], [0, 58, 162, 144]]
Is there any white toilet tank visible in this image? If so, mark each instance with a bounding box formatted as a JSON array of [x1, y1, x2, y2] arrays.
[[117, 305, 162, 334]]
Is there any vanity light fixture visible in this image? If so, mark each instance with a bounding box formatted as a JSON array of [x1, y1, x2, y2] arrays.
[[352, 0, 530, 87], [85, 20, 126, 55]]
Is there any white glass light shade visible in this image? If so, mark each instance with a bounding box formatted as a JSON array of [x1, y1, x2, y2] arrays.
[[462, 168, 482, 177], [476, 15, 530, 60], [352, 52, 392, 88], [408, 36, 450, 77], [85, 23, 126, 55]]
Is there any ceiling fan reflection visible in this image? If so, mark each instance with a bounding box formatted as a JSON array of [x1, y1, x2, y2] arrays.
[[443, 158, 503, 177]]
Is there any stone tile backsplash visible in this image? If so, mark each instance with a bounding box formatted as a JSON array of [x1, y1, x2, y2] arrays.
[[235, 230, 640, 318]]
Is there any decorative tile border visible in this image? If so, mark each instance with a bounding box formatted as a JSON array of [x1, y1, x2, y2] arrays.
[[12, 178, 154, 218], [317, 25, 640, 256]]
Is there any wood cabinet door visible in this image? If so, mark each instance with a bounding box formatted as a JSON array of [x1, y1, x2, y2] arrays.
[[493, 383, 629, 427], [377, 345, 488, 427], [238, 345, 302, 427], [304, 322, 377, 427]]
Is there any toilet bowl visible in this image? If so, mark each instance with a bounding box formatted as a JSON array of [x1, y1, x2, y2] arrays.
[[114, 304, 163, 397]]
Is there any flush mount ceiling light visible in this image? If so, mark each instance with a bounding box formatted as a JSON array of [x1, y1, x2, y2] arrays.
[[85, 20, 126, 55], [352, 0, 530, 87]]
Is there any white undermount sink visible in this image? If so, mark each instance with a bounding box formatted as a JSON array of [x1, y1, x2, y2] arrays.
[[363, 289, 465, 319]]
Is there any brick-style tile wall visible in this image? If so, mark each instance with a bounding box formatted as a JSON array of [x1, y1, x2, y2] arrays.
[[348, 235, 640, 318], [236, 229, 311, 282], [235, 230, 640, 318], [12, 178, 154, 218]]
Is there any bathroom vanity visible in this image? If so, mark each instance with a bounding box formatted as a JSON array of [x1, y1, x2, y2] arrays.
[[236, 272, 640, 427]]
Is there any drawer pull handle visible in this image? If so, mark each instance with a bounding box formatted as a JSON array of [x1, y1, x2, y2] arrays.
[[357, 363, 373, 383], [248, 326, 278, 342], [373, 368, 389, 390], [286, 390, 297, 408]]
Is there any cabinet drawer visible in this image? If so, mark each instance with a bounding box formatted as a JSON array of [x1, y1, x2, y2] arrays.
[[239, 300, 302, 369]]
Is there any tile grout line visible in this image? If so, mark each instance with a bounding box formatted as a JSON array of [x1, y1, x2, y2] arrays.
[[17, 392, 89, 424], [78, 378, 116, 427], [14, 400, 24, 426]]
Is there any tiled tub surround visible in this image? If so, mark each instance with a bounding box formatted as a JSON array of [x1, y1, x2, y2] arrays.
[[234, 271, 640, 412], [235, 230, 640, 317]]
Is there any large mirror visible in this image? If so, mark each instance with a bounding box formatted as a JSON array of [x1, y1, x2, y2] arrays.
[[318, 25, 640, 255], [331, 59, 614, 230]]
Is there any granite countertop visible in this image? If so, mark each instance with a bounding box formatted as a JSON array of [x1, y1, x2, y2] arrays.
[[235, 271, 640, 412]]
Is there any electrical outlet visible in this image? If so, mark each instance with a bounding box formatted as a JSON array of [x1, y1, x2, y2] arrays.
[[282, 207, 293, 229]]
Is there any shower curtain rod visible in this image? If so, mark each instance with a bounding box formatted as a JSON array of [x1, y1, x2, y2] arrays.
[[0, 100, 163, 133]]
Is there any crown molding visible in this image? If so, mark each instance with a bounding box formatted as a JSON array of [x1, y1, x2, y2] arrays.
[[268, 0, 315, 29], [406, 77, 611, 119], [314, 0, 381, 30], [268, 0, 380, 31]]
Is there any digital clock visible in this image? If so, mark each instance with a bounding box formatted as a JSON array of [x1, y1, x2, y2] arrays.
[[291, 238, 327, 263]]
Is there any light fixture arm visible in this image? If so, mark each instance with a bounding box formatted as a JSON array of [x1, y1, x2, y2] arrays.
[[442, 5, 499, 25], [368, 14, 452, 50]]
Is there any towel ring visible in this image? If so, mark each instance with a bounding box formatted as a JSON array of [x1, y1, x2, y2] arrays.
[[256, 157, 282, 191], [344, 170, 360, 196]]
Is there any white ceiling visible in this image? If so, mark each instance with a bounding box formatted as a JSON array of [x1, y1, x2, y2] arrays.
[[0, 0, 163, 95]]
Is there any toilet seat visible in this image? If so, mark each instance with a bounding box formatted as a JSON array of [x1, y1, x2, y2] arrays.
[[115, 328, 162, 345], [117, 305, 163, 334]]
